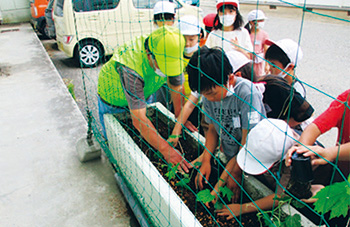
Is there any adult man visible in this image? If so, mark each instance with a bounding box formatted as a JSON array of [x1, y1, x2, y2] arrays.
[[97, 26, 190, 171]]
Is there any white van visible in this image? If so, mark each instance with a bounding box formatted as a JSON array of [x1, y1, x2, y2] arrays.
[[53, 0, 203, 67]]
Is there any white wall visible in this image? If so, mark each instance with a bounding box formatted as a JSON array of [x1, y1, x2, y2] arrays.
[[0, 0, 30, 23]]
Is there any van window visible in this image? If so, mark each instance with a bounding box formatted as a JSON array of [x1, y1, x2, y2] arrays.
[[73, 0, 120, 12], [54, 0, 64, 16], [132, 0, 181, 9]]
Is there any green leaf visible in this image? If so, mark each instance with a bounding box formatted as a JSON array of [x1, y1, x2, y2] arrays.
[[281, 214, 301, 227], [219, 178, 225, 183], [193, 161, 202, 168], [175, 178, 190, 189], [219, 186, 234, 201], [165, 163, 179, 180], [196, 189, 215, 203], [313, 181, 350, 219], [276, 194, 292, 203], [291, 200, 305, 209], [214, 200, 223, 210]]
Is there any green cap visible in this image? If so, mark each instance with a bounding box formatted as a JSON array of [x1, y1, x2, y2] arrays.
[[148, 26, 185, 76]]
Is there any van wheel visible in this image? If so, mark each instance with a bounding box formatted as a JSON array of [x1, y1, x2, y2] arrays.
[[77, 40, 103, 68]]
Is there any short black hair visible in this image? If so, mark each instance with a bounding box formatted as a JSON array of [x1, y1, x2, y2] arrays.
[[154, 13, 175, 22], [213, 5, 244, 30], [187, 46, 233, 93], [258, 75, 314, 122], [265, 44, 290, 68], [236, 62, 257, 82]]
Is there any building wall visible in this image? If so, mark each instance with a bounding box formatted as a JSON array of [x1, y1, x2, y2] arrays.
[[0, 0, 31, 23]]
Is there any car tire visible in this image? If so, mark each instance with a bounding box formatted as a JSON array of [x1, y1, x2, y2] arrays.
[[77, 40, 103, 68]]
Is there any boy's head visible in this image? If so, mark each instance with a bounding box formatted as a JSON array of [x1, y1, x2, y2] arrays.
[[179, 15, 203, 56], [225, 50, 257, 82], [203, 13, 217, 36], [265, 39, 303, 77], [237, 118, 297, 175], [153, 1, 176, 27], [187, 46, 233, 101]]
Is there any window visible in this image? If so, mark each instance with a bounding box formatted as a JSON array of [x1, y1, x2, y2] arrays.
[[54, 0, 64, 16], [132, 0, 181, 9], [73, 0, 120, 12]]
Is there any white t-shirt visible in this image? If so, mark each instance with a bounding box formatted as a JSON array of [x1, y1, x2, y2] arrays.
[[205, 28, 253, 53]]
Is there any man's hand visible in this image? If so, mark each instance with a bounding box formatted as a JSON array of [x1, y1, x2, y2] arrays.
[[164, 148, 191, 173], [195, 162, 211, 189], [216, 203, 242, 220]]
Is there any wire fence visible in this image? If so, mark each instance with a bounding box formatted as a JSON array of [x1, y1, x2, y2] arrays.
[[57, 0, 350, 226]]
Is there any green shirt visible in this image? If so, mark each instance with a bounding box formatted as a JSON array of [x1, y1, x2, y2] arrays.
[[98, 35, 167, 107]]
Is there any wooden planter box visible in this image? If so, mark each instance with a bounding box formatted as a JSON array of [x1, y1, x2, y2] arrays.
[[104, 103, 316, 227]]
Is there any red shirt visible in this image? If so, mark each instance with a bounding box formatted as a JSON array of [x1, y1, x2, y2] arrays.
[[313, 89, 350, 145]]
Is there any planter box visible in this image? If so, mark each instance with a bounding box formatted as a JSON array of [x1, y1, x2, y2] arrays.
[[104, 103, 316, 227]]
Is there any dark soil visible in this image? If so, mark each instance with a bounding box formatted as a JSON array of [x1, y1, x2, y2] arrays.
[[117, 116, 261, 227]]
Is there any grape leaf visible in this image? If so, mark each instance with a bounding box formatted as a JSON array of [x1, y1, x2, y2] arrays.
[[214, 200, 223, 210], [219, 186, 234, 201], [175, 177, 190, 189], [165, 163, 179, 180], [193, 161, 202, 168], [281, 214, 301, 227], [313, 180, 350, 219], [196, 189, 215, 203]]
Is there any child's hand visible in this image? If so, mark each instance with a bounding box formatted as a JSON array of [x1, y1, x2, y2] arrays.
[[195, 162, 211, 189], [230, 37, 240, 50], [216, 203, 242, 220], [184, 120, 198, 132], [227, 173, 241, 203], [167, 134, 180, 147]]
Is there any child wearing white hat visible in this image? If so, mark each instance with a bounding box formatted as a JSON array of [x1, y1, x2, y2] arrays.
[[244, 9, 269, 77], [265, 38, 305, 98], [205, 0, 253, 58], [153, 1, 176, 27], [216, 118, 324, 219]]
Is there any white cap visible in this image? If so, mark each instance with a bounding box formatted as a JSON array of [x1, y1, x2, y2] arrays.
[[247, 10, 267, 21], [153, 1, 175, 15], [179, 15, 201, 35], [237, 119, 296, 175], [266, 39, 303, 65], [216, 0, 239, 10], [226, 51, 251, 73]]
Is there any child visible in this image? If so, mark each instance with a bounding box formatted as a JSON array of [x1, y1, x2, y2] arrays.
[[265, 39, 305, 98], [205, 0, 253, 58], [187, 47, 265, 200], [286, 89, 350, 184], [168, 48, 258, 146], [257, 75, 314, 129], [245, 9, 269, 77], [201, 13, 217, 46], [217, 118, 324, 219], [153, 1, 176, 27]]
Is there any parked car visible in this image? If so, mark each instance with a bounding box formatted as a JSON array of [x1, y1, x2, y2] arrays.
[[30, 0, 50, 37], [44, 0, 56, 39], [53, 0, 203, 67]]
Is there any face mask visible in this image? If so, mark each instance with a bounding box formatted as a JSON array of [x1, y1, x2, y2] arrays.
[[219, 15, 236, 27], [277, 63, 291, 78], [257, 21, 265, 29], [225, 81, 234, 97], [184, 43, 199, 55]]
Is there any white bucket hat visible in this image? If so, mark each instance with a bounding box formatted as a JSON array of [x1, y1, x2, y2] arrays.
[[237, 119, 296, 175], [247, 10, 267, 21], [266, 39, 303, 65], [153, 1, 175, 15], [225, 50, 251, 73], [179, 15, 201, 35]]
